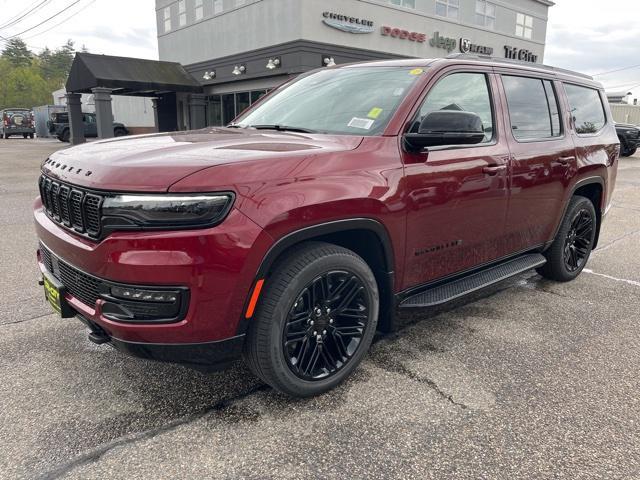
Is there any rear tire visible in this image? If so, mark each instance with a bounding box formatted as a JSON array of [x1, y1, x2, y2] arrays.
[[537, 195, 596, 282], [243, 242, 379, 397], [61, 129, 70, 142], [29, 133, 34, 139], [114, 128, 126, 137], [627, 147, 637, 157]]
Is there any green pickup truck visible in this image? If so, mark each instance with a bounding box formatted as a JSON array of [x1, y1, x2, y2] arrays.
[[48, 112, 129, 142]]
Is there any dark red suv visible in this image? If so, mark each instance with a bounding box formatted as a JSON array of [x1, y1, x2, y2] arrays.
[[35, 57, 619, 397]]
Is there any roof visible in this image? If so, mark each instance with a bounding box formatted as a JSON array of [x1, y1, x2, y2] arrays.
[[344, 56, 600, 87], [65, 52, 203, 95]]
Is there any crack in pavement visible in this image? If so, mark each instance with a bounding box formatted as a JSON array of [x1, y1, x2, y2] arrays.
[[371, 353, 468, 410], [592, 228, 640, 255], [1, 311, 53, 326], [38, 383, 269, 480]]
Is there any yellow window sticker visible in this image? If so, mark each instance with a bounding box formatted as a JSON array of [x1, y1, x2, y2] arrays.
[[367, 107, 383, 119], [409, 68, 424, 75]]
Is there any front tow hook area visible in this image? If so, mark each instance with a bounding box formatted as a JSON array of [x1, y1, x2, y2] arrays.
[[77, 315, 111, 345], [88, 331, 110, 345]]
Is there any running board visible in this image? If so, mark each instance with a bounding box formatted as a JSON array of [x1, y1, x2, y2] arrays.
[[399, 253, 546, 308]]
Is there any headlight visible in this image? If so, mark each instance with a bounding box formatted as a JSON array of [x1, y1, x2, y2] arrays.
[[102, 193, 234, 229]]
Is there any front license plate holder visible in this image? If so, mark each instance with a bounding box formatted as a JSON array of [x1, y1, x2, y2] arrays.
[[43, 273, 75, 318]]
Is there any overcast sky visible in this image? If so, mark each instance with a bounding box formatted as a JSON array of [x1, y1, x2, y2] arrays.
[[0, 0, 638, 95]]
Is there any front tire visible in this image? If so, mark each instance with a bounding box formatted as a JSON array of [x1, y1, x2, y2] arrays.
[[537, 195, 596, 282], [243, 242, 379, 397]]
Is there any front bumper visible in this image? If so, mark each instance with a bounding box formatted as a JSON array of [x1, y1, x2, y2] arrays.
[[34, 199, 274, 348]]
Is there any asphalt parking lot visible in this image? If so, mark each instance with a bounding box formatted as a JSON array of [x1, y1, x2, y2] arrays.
[[1, 138, 639, 479]]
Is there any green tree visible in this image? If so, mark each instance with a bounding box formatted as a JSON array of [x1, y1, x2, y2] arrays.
[[1, 38, 32, 67]]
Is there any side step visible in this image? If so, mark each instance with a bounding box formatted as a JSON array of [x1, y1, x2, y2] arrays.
[[399, 253, 546, 308]]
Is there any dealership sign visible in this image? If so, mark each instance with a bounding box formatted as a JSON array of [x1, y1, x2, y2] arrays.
[[322, 12, 375, 34], [504, 45, 538, 63], [460, 38, 493, 55], [429, 31, 457, 52], [381, 26, 426, 42]]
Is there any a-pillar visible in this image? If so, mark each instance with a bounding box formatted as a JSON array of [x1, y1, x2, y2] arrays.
[[92, 87, 114, 139], [65, 93, 85, 145], [188, 93, 207, 130]]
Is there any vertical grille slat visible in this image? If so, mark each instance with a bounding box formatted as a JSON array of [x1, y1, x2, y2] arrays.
[[38, 175, 103, 239]]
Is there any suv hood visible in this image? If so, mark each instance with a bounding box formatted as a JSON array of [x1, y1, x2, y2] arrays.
[[41, 128, 363, 192]]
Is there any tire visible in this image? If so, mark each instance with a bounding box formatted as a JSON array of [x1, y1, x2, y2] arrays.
[[3, 133, 9, 139], [243, 242, 379, 397], [627, 147, 637, 157], [29, 133, 34, 139], [537, 195, 597, 282], [23, 133, 28, 138], [114, 128, 126, 137], [61, 129, 70, 142]]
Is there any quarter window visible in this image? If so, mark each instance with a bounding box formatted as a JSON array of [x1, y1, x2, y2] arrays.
[[195, 0, 203, 20], [178, 0, 186, 26], [515, 13, 533, 39], [502, 76, 561, 140], [415, 72, 494, 143], [475, 0, 496, 29], [564, 84, 606, 134], [436, 0, 459, 19], [163, 6, 171, 32]]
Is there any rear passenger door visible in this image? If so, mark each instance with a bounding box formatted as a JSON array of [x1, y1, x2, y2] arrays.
[[497, 73, 576, 253]]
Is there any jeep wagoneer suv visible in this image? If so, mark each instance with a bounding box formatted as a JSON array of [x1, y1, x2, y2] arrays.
[[35, 57, 619, 397]]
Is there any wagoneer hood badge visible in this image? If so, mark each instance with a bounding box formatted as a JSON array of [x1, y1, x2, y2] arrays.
[[41, 128, 363, 192]]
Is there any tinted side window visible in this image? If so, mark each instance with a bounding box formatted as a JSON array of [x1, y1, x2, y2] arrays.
[[564, 84, 606, 134], [502, 75, 561, 140], [416, 72, 494, 142]]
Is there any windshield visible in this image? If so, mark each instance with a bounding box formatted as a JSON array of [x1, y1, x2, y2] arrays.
[[234, 67, 424, 135]]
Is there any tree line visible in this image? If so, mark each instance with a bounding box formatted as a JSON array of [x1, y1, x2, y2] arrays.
[[0, 38, 84, 110]]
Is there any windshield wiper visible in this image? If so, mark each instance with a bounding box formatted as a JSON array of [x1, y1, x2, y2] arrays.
[[249, 124, 317, 133]]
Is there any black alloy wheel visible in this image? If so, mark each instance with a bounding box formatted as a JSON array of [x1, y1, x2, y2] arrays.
[[243, 242, 379, 397], [563, 208, 594, 272], [537, 195, 597, 282], [283, 270, 369, 380]]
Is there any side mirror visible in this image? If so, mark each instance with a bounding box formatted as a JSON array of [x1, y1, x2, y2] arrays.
[[404, 110, 486, 152]]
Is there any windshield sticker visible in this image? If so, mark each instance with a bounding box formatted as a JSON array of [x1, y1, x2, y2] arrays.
[[367, 107, 383, 119], [348, 117, 375, 130], [409, 68, 424, 75]]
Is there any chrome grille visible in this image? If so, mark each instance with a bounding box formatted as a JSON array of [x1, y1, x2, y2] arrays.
[[39, 175, 103, 239]]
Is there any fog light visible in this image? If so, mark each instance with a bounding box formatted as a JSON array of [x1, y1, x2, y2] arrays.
[[111, 286, 179, 303]]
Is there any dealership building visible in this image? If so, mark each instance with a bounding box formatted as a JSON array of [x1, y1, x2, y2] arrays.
[[156, 0, 553, 127]]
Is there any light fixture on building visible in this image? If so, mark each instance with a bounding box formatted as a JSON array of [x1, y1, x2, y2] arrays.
[[202, 70, 216, 80], [232, 64, 246, 75], [266, 57, 281, 70], [323, 56, 336, 67]]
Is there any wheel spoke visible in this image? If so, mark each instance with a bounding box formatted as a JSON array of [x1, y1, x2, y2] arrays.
[[335, 283, 363, 313], [285, 329, 307, 346]]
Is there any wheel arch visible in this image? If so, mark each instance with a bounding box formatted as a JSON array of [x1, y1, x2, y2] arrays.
[[237, 218, 397, 335], [570, 177, 605, 249]]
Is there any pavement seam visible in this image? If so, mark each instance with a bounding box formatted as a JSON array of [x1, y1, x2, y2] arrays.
[[1, 312, 54, 326], [37, 383, 269, 480]]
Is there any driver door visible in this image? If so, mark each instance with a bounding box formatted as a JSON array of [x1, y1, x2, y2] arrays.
[[401, 69, 511, 289]]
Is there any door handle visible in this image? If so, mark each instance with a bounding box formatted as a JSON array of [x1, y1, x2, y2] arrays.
[[557, 156, 575, 165], [482, 165, 507, 175]]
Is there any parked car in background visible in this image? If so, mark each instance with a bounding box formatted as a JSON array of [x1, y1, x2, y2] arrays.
[[1, 108, 35, 139], [47, 112, 129, 142], [615, 123, 640, 157], [35, 57, 619, 397]]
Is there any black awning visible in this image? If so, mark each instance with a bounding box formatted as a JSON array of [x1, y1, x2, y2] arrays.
[[65, 52, 203, 95]]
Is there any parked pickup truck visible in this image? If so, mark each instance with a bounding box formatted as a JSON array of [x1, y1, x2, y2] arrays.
[[1, 108, 35, 139], [615, 122, 640, 157], [48, 112, 129, 142]]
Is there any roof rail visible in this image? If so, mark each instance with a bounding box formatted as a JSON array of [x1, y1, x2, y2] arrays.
[[445, 53, 593, 80]]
